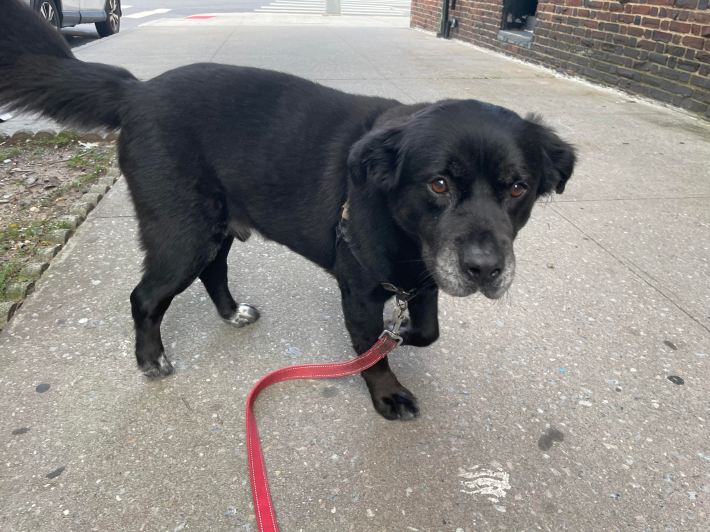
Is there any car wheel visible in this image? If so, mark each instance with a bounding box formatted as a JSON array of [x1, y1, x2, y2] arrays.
[[95, 0, 121, 37], [34, 0, 61, 30]]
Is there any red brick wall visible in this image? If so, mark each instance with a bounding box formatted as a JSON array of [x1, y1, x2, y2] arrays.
[[411, 0, 442, 30], [411, 0, 710, 118], [456, 1, 505, 44]]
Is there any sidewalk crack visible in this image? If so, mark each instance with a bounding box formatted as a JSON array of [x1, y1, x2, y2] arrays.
[[210, 27, 239, 62], [550, 205, 710, 335]]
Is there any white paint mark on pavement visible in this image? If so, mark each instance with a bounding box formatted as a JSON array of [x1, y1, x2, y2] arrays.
[[124, 8, 171, 19], [459, 465, 511, 505]]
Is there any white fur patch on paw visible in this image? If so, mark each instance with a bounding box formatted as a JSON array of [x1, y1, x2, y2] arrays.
[[142, 353, 174, 378], [157, 353, 172, 373], [224, 303, 260, 328]]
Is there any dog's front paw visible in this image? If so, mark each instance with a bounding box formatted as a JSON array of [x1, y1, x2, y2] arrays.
[[365, 375, 420, 421], [374, 388, 420, 420], [141, 353, 174, 378], [223, 303, 260, 328]]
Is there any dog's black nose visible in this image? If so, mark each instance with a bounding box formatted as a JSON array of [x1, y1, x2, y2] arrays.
[[463, 245, 502, 282]]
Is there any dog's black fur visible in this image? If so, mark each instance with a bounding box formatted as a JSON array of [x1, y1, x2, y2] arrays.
[[0, 0, 575, 420]]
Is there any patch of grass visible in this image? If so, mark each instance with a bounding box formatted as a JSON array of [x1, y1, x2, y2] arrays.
[[28, 144, 52, 159], [0, 260, 23, 301], [0, 256, 32, 302], [32, 131, 82, 148], [68, 148, 113, 187], [0, 147, 22, 160], [0, 219, 74, 301], [25, 132, 84, 159], [36, 146, 114, 208], [0, 132, 116, 305]]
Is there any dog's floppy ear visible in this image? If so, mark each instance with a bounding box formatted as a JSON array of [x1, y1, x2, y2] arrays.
[[347, 127, 403, 191], [525, 115, 576, 195]]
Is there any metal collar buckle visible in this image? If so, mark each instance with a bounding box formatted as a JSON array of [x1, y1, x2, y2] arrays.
[[381, 282, 417, 303]]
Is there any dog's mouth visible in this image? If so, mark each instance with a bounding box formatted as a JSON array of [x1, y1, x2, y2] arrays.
[[425, 246, 516, 299]]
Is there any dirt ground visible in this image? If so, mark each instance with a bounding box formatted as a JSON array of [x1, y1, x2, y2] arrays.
[[0, 132, 116, 302]]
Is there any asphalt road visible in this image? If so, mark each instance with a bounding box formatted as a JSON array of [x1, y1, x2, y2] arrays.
[[63, 1, 273, 45], [63, 0, 410, 46]]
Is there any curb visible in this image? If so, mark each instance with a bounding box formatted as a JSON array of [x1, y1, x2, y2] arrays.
[[1, 129, 117, 144], [0, 131, 121, 332]]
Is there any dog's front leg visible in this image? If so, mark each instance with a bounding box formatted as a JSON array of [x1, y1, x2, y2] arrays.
[[394, 286, 440, 347], [337, 277, 419, 421]]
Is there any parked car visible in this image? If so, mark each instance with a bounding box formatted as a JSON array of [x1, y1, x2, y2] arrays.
[[25, 0, 121, 37]]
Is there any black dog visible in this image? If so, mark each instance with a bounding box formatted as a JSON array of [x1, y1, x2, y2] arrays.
[[0, 0, 575, 420]]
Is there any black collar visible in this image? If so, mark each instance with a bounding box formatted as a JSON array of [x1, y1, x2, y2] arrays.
[[336, 200, 420, 302]]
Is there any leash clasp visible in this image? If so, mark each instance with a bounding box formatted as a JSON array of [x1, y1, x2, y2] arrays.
[[380, 287, 410, 346], [379, 329, 404, 346]]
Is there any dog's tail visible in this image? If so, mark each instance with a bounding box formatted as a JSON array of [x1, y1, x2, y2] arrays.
[[0, 0, 138, 130]]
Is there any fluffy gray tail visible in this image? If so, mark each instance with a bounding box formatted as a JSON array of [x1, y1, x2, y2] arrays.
[[0, 0, 138, 130]]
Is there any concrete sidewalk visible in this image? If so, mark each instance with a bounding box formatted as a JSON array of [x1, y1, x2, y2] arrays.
[[1, 15, 709, 532]]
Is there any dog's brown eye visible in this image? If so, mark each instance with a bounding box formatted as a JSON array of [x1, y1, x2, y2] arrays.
[[510, 182, 528, 198], [430, 177, 449, 194]]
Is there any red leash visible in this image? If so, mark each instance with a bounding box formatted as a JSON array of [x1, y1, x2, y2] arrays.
[[245, 331, 403, 532]]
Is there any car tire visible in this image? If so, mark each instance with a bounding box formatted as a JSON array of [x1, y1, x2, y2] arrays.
[[33, 0, 61, 31], [95, 0, 121, 37]]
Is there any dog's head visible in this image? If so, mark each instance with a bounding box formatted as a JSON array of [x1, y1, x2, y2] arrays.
[[348, 100, 576, 299]]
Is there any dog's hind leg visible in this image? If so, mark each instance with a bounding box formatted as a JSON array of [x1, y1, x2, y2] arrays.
[[198, 235, 260, 327], [131, 233, 224, 378]]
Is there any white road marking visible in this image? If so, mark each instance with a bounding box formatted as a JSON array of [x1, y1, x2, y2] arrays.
[[342, 0, 410, 16], [124, 8, 171, 19], [257, 1, 324, 13], [143, 13, 410, 28], [256, 0, 410, 16]]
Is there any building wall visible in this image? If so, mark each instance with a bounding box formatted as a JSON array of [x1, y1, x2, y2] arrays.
[[411, 0, 710, 117]]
